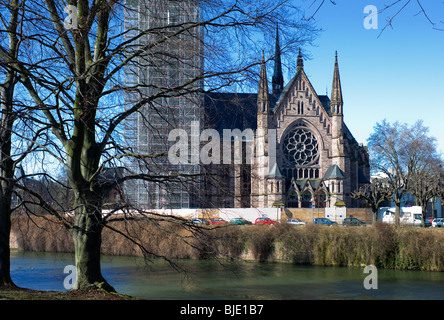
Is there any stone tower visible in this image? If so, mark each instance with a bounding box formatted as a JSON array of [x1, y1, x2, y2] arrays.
[[250, 54, 271, 207], [329, 52, 346, 205]]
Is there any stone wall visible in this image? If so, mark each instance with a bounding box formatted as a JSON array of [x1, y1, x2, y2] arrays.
[[282, 207, 373, 223]]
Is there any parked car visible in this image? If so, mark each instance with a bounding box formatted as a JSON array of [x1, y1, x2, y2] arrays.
[[286, 218, 306, 226], [190, 218, 209, 225], [436, 218, 444, 228], [313, 218, 337, 225], [254, 217, 276, 225], [230, 218, 252, 225], [342, 218, 366, 226], [432, 218, 444, 227], [209, 218, 227, 225]]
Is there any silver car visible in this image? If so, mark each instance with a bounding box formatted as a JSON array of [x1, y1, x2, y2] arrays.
[[286, 218, 306, 226], [432, 218, 444, 227]]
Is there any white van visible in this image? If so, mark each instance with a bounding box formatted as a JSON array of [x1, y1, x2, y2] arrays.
[[378, 206, 423, 226]]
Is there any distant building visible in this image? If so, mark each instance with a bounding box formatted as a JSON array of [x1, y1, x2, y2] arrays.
[[123, 0, 202, 209]]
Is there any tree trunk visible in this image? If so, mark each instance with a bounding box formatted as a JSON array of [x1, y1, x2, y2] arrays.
[[395, 202, 401, 227], [70, 197, 114, 292], [0, 193, 14, 286], [421, 203, 428, 228], [0, 84, 16, 287], [371, 209, 377, 224]]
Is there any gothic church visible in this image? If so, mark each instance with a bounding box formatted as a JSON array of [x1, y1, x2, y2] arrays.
[[203, 31, 370, 209]]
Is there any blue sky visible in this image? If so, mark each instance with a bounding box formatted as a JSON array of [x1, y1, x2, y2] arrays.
[[289, 0, 444, 153]]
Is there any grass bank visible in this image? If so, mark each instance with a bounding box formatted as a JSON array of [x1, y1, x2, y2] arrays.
[[11, 215, 444, 272]]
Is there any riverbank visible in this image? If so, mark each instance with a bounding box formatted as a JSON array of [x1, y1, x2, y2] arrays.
[[10, 215, 444, 272], [0, 285, 137, 300]]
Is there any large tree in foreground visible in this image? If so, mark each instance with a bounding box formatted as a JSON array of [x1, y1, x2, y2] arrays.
[[1, 0, 316, 291], [0, 0, 22, 286], [0, 0, 43, 286]]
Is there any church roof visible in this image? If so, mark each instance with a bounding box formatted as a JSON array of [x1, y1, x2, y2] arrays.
[[358, 167, 370, 184], [272, 60, 331, 114], [267, 163, 284, 179], [203, 92, 259, 132], [292, 179, 321, 191], [324, 164, 345, 180], [317, 95, 331, 113]]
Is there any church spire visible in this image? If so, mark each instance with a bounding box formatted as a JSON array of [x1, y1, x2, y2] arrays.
[[297, 48, 304, 71], [272, 26, 284, 96], [258, 52, 270, 114], [331, 51, 343, 113]]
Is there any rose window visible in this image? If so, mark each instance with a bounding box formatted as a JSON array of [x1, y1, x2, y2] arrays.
[[283, 125, 319, 166]]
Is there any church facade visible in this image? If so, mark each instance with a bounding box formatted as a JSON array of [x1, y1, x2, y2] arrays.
[[249, 47, 370, 209], [204, 33, 370, 209]]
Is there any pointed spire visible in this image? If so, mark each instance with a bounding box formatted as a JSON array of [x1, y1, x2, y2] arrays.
[[331, 51, 343, 112], [258, 52, 269, 113], [272, 26, 284, 96], [297, 48, 304, 71]]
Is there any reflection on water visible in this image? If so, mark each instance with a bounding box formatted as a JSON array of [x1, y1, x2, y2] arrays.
[[9, 250, 444, 300]]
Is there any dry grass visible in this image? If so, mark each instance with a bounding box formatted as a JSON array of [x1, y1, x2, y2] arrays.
[[11, 215, 444, 271]]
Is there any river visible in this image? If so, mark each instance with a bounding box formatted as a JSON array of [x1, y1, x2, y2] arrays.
[[9, 249, 444, 300]]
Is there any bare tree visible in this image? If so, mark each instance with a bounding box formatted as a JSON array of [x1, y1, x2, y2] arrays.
[[367, 120, 408, 226], [351, 179, 391, 224], [368, 119, 441, 226], [405, 122, 444, 226], [0, 0, 30, 287], [1, 0, 317, 292]]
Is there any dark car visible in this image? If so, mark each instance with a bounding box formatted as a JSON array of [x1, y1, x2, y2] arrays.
[[230, 218, 252, 225], [190, 218, 209, 225], [342, 218, 366, 226], [254, 217, 276, 225], [313, 218, 337, 225]]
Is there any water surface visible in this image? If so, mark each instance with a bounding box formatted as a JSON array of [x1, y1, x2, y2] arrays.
[[9, 250, 444, 300]]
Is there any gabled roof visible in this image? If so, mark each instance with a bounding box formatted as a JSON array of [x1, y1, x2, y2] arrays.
[[272, 65, 331, 115], [267, 163, 284, 179], [294, 179, 319, 191], [324, 164, 345, 180]]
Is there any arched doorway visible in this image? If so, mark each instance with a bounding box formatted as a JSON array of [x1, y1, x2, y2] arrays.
[[301, 189, 312, 208]]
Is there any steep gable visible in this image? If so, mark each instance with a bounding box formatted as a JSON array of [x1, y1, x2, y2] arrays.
[[272, 68, 332, 135]]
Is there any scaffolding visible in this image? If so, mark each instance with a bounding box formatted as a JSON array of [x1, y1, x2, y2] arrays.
[[123, 0, 203, 209]]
